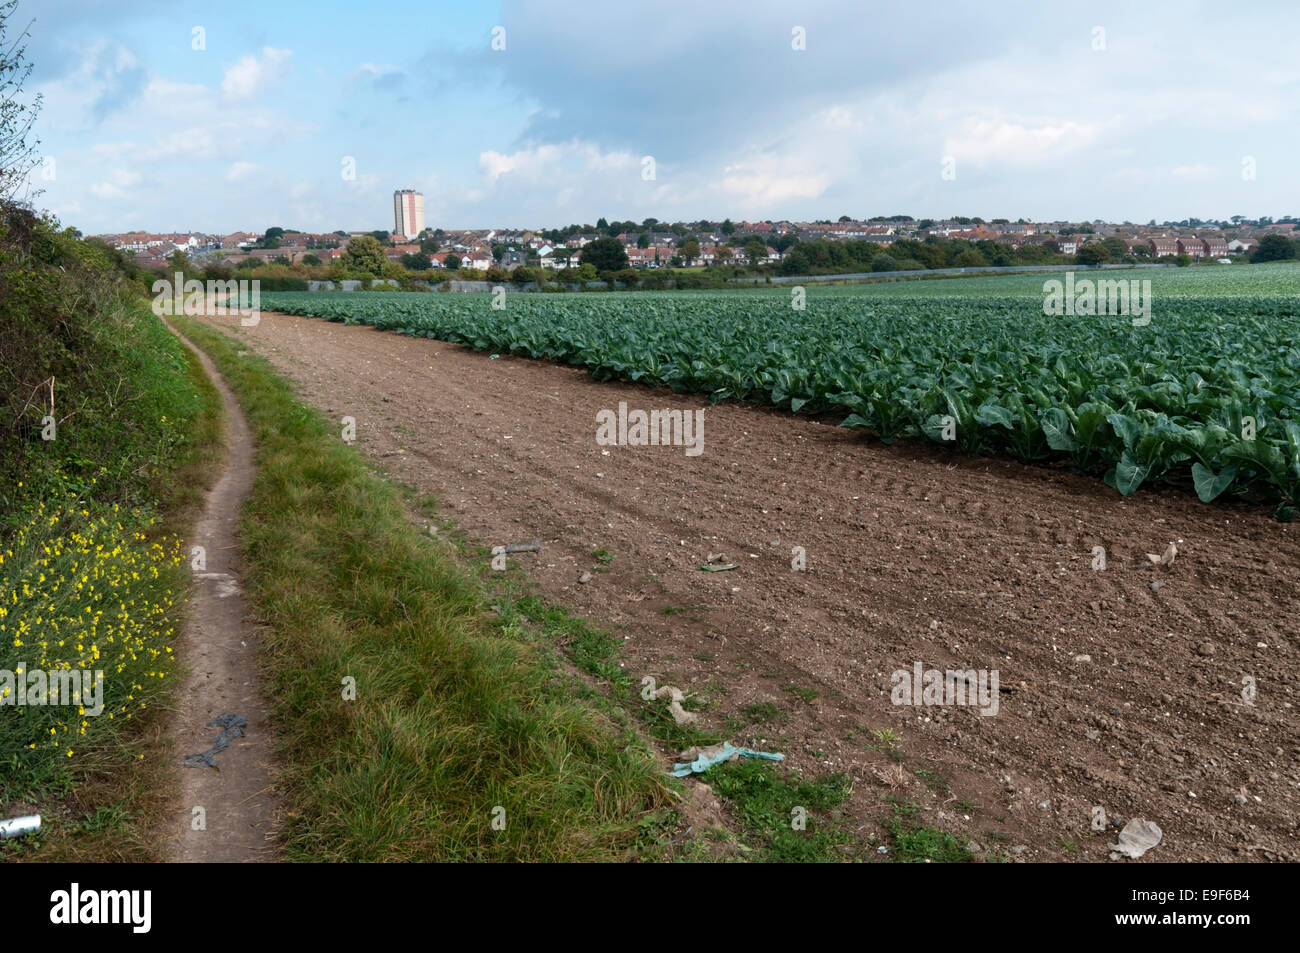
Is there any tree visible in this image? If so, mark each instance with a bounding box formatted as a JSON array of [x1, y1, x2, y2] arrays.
[[1250, 233, 1297, 263], [871, 254, 898, 272], [596, 216, 610, 232], [838, 215, 852, 223], [341, 235, 388, 276], [0, 1, 41, 200], [301, 254, 322, 266], [575, 263, 598, 281], [743, 238, 769, 266], [400, 252, 431, 270], [579, 236, 628, 272], [953, 248, 988, 268], [720, 218, 735, 235], [637, 233, 650, 249], [1076, 243, 1108, 267], [369, 230, 390, 243], [681, 238, 700, 264], [443, 253, 462, 271], [1101, 236, 1129, 260], [641, 217, 658, 228]]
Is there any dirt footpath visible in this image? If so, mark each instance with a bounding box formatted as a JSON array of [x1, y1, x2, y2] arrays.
[[201, 309, 1298, 862], [165, 322, 279, 862]]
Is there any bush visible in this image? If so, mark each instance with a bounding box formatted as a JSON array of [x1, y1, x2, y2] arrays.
[[0, 199, 208, 805], [0, 205, 202, 509], [1250, 234, 1297, 263], [256, 275, 309, 292]]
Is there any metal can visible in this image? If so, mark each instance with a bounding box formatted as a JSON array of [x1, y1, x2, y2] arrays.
[[0, 815, 41, 839]]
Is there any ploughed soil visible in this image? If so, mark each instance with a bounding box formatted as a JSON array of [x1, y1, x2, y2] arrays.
[[196, 308, 1298, 862]]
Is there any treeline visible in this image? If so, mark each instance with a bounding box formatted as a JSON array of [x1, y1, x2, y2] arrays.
[[134, 232, 1299, 300], [778, 237, 1067, 275]]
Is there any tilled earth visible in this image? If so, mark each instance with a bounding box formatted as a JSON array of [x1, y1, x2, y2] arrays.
[[200, 308, 1299, 862]]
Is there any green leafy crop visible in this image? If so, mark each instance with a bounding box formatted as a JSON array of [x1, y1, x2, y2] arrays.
[[254, 263, 1300, 512]]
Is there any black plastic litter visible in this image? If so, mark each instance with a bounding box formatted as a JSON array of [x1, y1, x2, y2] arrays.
[[183, 713, 248, 769]]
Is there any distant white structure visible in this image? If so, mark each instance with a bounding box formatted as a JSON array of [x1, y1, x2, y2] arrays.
[[393, 190, 425, 240]]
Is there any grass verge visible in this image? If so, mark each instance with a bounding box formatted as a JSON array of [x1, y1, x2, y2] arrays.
[[171, 315, 672, 861], [413, 504, 873, 861]]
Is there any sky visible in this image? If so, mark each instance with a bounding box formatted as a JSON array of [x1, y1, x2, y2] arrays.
[[11, 0, 1300, 234]]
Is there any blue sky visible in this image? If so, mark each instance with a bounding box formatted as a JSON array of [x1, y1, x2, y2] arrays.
[[14, 0, 1300, 234]]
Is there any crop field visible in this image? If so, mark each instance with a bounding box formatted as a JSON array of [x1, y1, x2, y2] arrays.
[[256, 263, 1300, 512]]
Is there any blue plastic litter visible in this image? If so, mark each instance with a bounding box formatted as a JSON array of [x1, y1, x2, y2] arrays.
[[671, 741, 784, 777]]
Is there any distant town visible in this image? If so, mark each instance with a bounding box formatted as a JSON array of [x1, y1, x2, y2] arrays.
[[90, 189, 1299, 277]]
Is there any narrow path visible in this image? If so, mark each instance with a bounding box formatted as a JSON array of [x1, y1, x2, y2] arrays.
[[164, 320, 279, 862]]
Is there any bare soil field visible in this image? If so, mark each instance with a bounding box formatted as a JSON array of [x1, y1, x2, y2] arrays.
[[197, 309, 1298, 862]]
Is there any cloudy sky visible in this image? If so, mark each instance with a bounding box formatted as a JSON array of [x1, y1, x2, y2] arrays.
[[13, 0, 1299, 234]]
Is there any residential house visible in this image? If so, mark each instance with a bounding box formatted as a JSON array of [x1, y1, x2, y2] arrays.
[[1200, 236, 1228, 258]]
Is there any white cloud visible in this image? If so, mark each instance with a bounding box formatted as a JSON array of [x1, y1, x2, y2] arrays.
[[222, 47, 292, 101], [944, 118, 1104, 166], [717, 159, 830, 206], [477, 142, 637, 185], [89, 169, 142, 200], [353, 63, 402, 82], [226, 161, 260, 182]]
